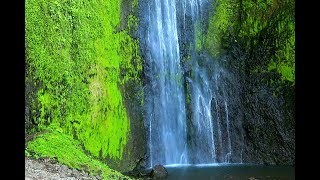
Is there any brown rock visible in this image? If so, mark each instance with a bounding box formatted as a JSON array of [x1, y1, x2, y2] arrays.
[[150, 164, 168, 179]]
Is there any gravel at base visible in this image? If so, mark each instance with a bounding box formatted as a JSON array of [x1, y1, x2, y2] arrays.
[[25, 157, 102, 180]]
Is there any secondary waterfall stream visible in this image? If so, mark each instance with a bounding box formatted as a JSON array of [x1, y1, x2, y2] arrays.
[[139, 0, 244, 167]]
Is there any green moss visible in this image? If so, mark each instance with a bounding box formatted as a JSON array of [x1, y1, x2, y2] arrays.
[[205, 0, 236, 57], [195, 23, 204, 52], [205, 0, 295, 84], [26, 131, 131, 179], [127, 15, 139, 32], [278, 64, 294, 82], [26, 0, 142, 164], [132, 0, 138, 9]]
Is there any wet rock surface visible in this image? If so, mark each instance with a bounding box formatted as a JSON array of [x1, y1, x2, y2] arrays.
[[150, 165, 168, 179]]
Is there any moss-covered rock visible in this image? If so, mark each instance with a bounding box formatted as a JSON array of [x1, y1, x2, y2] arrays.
[[26, 130, 131, 179], [25, 0, 146, 172], [202, 0, 295, 165], [205, 0, 295, 84]]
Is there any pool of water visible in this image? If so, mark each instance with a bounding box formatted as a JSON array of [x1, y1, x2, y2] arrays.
[[158, 164, 294, 180]]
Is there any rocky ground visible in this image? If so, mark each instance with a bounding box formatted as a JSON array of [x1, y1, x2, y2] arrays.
[[25, 157, 102, 180]]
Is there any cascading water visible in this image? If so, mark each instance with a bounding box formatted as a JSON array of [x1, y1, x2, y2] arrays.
[[143, 0, 188, 166], [139, 0, 244, 167], [181, 0, 218, 164]]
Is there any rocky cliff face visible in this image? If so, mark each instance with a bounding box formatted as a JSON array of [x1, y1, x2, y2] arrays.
[[179, 50, 295, 165], [25, 0, 147, 172], [104, 0, 147, 172], [218, 48, 295, 165], [239, 73, 295, 165], [192, 37, 296, 166], [200, 0, 295, 165]]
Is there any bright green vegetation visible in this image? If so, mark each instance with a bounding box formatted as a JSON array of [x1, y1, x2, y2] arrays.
[[26, 0, 141, 169], [205, 0, 236, 57], [195, 22, 204, 52], [26, 130, 131, 179], [205, 0, 295, 84]]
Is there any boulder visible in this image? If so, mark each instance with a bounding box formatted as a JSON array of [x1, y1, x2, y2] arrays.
[[150, 164, 168, 179]]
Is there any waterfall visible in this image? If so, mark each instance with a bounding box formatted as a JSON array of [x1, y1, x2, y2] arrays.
[[143, 0, 188, 167], [139, 0, 242, 167]]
